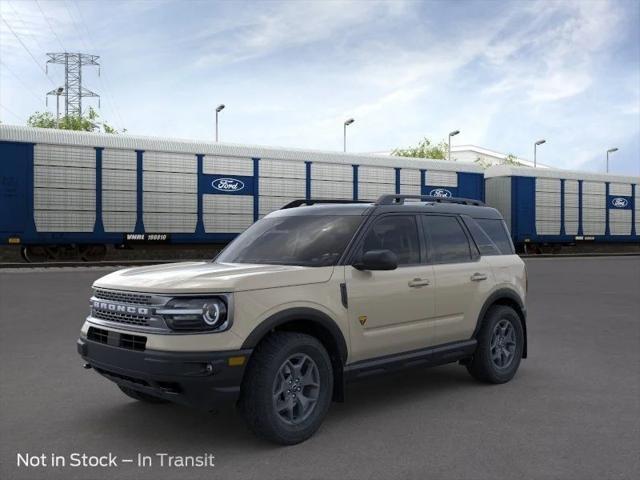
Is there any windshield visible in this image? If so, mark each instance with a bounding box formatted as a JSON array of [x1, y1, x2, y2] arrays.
[[215, 215, 363, 267]]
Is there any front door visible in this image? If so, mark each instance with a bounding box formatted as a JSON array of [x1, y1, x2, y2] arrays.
[[346, 215, 437, 362]]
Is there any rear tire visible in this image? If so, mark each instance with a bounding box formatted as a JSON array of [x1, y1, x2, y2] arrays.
[[118, 385, 169, 404], [467, 305, 524, 384], [239, 332, 333, 445]]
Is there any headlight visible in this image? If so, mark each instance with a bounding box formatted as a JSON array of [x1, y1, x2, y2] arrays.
[[157, 297, 229, 332]]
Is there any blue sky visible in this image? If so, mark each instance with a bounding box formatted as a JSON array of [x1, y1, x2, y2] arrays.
[[1, 0, 638, 175]]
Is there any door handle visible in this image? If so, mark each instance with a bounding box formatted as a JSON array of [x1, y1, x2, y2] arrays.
[[470, 272, 488, 281], [408, 278, 431, 288]]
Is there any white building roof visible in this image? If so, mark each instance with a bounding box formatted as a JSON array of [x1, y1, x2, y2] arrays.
[[0, 125, 484, 173]]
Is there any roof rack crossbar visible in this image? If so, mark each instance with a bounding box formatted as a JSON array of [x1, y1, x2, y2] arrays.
[[375, 194, 485, 206], [280, 198, 371, 209]]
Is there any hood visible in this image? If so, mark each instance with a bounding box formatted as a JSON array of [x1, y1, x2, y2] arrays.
[[93, 261, 335, 294]]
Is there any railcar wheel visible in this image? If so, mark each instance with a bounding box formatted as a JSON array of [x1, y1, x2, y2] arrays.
[[79, 244, 107, 262]]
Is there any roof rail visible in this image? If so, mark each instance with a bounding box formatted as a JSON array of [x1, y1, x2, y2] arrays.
[[375, 194, 485, 206], [280, 198, 371, 209]]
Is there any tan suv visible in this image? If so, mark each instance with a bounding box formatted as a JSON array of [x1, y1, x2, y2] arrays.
[[77, 194, 527, 445]]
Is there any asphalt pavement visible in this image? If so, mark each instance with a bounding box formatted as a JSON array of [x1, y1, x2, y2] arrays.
[[1, 257, 639, 480]]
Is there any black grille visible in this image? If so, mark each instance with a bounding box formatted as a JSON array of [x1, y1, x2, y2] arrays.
[[119, 333, 146, 351], [87, 327, 147, 351], [92, 309, 150, 326], [94, 289, 153, 305], [87, 326, 108, 344]]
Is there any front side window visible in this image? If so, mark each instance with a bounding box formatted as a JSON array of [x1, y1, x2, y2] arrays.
[[422, 215, 472, 264], [215, 215, 363, 267], [358, 215, 420, 265]]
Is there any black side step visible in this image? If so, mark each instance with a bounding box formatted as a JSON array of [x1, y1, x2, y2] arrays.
[[343, 339, 477, 381]]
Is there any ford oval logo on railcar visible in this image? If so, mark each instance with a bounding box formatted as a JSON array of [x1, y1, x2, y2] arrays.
[[212, 178, 245, 192], [611, 197, 629, 208], [429, 188, 452, 198]]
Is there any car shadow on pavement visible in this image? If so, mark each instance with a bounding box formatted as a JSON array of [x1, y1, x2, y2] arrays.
[[81, 363, 481, 450]]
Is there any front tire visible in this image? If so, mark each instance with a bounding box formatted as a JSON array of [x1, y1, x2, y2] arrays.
[[239, 332, 333, 445], [467, 305, 524, 384]]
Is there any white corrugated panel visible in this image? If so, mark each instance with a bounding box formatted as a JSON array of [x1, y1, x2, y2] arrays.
[[311, 163, 352, 181], [536, 221, 560, 235], [358, 182, 395, 200], [203, 156, 253, 176], [399, 184, 421, 195], [203, 214, 253, 233], [143, 192, 197, 213], [609, 209, 631, 235], [103, 169, 136, 191], [143, 213, 196, 233], [34, 188, 95, 211], [582, 195, 605, 208], [582, 181, 606, 195], [400, 169, 420, 186], [34, 144, 95, 168], [426, 170, 457, 187], [103, 149, 136, 170], [259, 196, 299, 215], [564, 180, 579, 193], [203, 195, 253, 215], [34, 165, 95, 190], [565, 222, 579, 235], [359, 166, 395, 184], [609, 183, 632, 196], [143, 171, 197, 193], [102, 190, 136, 212], [259, 177, 305, 197], [564, 207, 579, 234], [260, 159, 306, 179], [536, 178, 561, 192], [103, 212, 136, 232], [535, 191, 561, 207], [34, 210, 95, 232], [311, 180, 352, 198], [143, 151, 196, 173], [583, 222, 605, 235]]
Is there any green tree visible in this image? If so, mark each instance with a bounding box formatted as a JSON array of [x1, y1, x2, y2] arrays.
[[474, 152, 524, 169], [27, 107, 124, 133], [392, 137, 449, 160]]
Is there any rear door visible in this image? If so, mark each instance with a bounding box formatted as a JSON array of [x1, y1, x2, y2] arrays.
[[0, 142, 29, 235], [421, 214, 493, 344]]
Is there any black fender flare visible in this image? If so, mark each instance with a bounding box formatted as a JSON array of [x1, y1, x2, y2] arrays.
[[473, 288, 528, 358], [241, 307, 348, 364]]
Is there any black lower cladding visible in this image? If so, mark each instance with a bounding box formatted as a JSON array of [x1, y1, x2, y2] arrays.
[[77, 334, 252, 410]]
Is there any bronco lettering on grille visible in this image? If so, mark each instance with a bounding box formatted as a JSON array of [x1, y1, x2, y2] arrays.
[[92, 300, 149, 316]]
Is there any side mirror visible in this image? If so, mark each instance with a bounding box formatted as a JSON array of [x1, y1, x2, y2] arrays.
[[353, 249, 398, 271]]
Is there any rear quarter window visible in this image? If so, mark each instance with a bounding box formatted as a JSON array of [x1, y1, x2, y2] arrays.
[[468, 217, 515, 255]]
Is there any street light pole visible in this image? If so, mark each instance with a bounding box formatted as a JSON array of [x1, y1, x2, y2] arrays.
[[448, 130, 460, 161], [215, 104, 225, 142], [534, 139, 546, 168], [343, 118, 354, 152], [55, 87, 64, 128], [606, 148, 618, 173]]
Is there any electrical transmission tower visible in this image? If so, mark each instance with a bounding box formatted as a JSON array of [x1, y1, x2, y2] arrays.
[[46, 53, 100, 117]]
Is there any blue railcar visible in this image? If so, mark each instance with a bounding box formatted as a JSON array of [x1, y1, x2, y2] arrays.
[[485, 165, 639, 252], [0, 125, 485, 261]]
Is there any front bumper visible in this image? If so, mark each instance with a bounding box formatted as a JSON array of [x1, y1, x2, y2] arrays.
[[77, 336, 252, 410]]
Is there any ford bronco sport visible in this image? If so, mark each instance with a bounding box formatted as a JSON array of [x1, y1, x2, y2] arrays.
[[78, 194, 527, 445]]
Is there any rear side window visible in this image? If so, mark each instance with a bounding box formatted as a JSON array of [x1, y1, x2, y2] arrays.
[[475, 218, 514, 255], [359, 215, 420, 265], [422, 215, 472, 264]]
